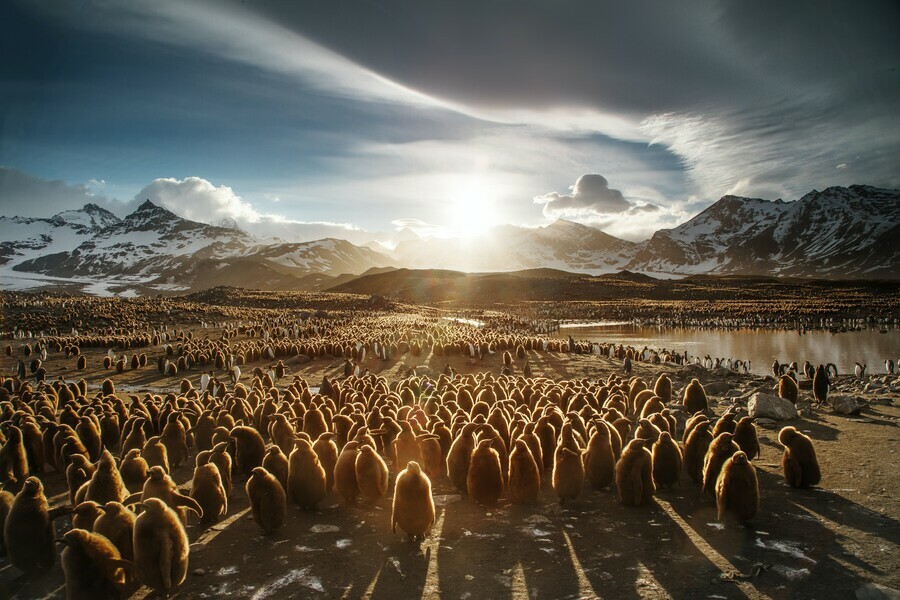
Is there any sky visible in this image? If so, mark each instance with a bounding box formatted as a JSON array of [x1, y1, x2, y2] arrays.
[[1, 0, 898, 244]]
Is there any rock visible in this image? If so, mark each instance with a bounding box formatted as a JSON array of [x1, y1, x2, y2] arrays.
[[754, 418, 777, 426], [747, 393, 798, 420], [193, 568, 206, 576], [414, 365, 433, 376], [309, 524, 340, 534], [524, 514, 551, 525], [705, 381, 731, 396], [798, 379, 813, 390], [725, 389, 744, 398], [856, 582, 900, 600], [433, 494, 462, 506], [828, 394, 862, 415], [287, 354, 312, 365]]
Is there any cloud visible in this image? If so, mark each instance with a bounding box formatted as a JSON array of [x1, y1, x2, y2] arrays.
[[134, 176, 371, 244], [0, 166, 125, 217], [534, 174, 633, 218], [136, 177, 259, 223], [640, 101, 900, 201], [531, 173, 688, 241]]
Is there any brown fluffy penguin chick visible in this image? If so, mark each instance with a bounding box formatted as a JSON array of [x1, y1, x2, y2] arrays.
[[82, 449, 128, 505], [246, 467, 286, 535], [190, 463, 228, 523], [702, 433, 740, 497], [715, 451, 759, 523], [392, 421, 422, 472], [0, 426, 29, 490], [651, 431, 683, 490], [507, 439, 541, 505], [447, 423, 478, 494], [93, 502, 136, 561], [262, 446, 290, 491], [312, 432, 339, 494], [4, 476, 54, 573], [635, 418, 662, 444], [711, 412, 737, 438], [392, 461, 435, 542], [119, 449, 149, 494], [416, 434, 444, 480], [615, 438, 655, 507], [334, 441, 361, 504], [813, 365, 829, 405], [733, 416, 760, 459], [141, 436, 170, 474], [779, 426, 821, 488], [287, 438, 327, 510], [682, 412, 709, 443], [57, 528, 130, 600], [125, 466, 203, 522], [160, 415, 189, 469], [467, 438, 503, 507], [682, 379, 709, 415], [71, 500, 104, 531], [230, 426, 266, 479], [0, 489, 13, 553], [778, 375, 799, 404], [133, 498, 189, 596], [683, 421, 714, 484], [653, 373, 673, 404], [207, 442, 233, 495], [355, 444, 389, 502], [552, 446, 584, 505], [584, 425, 615, 490], [67, 454, 94, 505]]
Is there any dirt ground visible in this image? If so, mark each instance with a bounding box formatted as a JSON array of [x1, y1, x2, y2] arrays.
[[1, 331, 898, 600]]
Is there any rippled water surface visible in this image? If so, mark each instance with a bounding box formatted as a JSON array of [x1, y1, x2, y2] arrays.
[[555, 324, 900, 376]]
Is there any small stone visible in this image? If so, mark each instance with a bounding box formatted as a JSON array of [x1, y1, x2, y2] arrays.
[[193, 568, 206, 576], [433, 494, 462, 506]]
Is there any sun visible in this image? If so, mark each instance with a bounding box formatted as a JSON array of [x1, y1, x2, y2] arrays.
[[446, 175, 500, 238]]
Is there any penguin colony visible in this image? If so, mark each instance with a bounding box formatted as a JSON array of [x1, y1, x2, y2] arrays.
[[0, 291, 867, 598]]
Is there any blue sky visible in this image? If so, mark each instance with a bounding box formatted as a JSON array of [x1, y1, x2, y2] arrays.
[[1, 1, 897, 243]]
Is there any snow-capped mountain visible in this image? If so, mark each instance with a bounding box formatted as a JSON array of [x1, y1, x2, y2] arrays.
[[1, 185, 897, 295], [0, 203, 121, 266], [2, 200, 393, 294], [627, 185, 900, 278], [391, 219, 639, 273]]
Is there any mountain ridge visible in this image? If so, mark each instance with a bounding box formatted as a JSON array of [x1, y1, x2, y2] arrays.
[[0, 184, 897, 295]]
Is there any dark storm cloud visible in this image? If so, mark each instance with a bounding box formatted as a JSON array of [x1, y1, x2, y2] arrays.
[[535, 174, 632, 217], [0, 167, 124, 217], [229, 0, 899, 115], [3, 0, 898, 233]]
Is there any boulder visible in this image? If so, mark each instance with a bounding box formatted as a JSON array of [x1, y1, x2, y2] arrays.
[[828, 394, 862, 416], [748, 392, 798, 420], [704, 381, 731, 396], [856, 583, 900, 600]]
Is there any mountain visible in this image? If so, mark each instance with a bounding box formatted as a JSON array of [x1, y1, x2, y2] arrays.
[[0, 203, 122, 266], [390, 219, 640, 273], [1, 185, 897, 295], [3, 201, 393, 294], [626, 185, 900, 278]]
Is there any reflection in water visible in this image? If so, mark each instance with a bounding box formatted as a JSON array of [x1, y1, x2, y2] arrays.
[[555, 325, 900, 376]]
